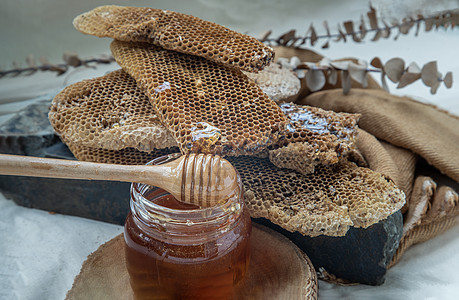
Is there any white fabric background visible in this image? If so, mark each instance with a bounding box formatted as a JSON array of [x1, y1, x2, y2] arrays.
[[0, 0, 458, 299]]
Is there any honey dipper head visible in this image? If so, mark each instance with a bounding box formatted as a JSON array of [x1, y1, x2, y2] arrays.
[[180, 154, 241, 208]]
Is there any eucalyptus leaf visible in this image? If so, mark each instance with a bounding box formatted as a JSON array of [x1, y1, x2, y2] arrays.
[[26, 54, 36, 68], [421, 61, 439, 87], [344, 21, 360, 42], [367, 5, 379, 29], [319, 57, 332, 67], [444, 72, 453, 88], [309, 24, 318, 46], [280, 30, 296, 45], [290, 56, 301, 68], [63, 52, 82, 67], [335, 23, 347, 42], [407, 62, 421, 73], [381, 72, 389, 92], [344, 21, 354, 34], [370, 57, 383, 69], [397, 72, 421, 88], [357, 59, 368, 68], [359, 15, 367, 40], [430, 81, 440, 94], [39, 56, 50, 65], [330, 60, 350, 70], [399, 18, 413, 34], [323, 20, 331, 37], [385, 58, 405, 83], [305, 69, 326, 92], [341, 70, 351, 94], [348, 62, 368, 87], [415, 20, 421, 36], [371, 30, 382, 41], [259, 30, 272, 42], [381, 20, 391, 38], [328, 68, 338, 85], [425, 19, 434, 31]]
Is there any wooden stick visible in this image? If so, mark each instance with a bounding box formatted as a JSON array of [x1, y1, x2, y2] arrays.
[[0, 153, 239, 207], [0, 153, 182, 199]]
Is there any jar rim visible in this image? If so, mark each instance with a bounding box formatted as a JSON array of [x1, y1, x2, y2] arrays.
[[130, 153, 243, 229], [130, 181, 241, 218]]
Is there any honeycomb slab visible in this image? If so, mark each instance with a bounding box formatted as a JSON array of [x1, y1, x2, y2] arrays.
[[73, 5, 274, 72], [49, 70, 177, 152], [110, 40, 288, 156]]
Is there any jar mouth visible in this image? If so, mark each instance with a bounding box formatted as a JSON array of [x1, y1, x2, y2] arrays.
[[131, 180, 241, 218], [130, 153, 244, 238]]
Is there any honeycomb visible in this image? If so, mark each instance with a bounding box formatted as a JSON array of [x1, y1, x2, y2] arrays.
[[269, 103, 360, 174], [49, 70, 177, 152], [229, 156, 405, 237], [242, 63, 301, 103], [66, 143, 404, 237], [67, 143, 178, 165], [73, 5, 274, 72], [110, 40, 289, 156]]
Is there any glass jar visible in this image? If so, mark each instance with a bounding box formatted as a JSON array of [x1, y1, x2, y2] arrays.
[[124, 154, 252, 300]]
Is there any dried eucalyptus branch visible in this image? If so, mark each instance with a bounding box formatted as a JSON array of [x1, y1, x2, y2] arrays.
[[0, 52, 115, 78], [261, 6, 459, 48], [278, 56, 453, 95]]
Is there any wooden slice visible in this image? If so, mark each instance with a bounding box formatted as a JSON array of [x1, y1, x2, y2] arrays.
[[65, 223, 318, 300]]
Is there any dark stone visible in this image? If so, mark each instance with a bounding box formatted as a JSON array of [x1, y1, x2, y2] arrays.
[[0, 141, 130, 225], [44, 141, 77, 159], [0, 174, 130, 225], [0, 99, 60, 156], [254, 210, 403, 285]]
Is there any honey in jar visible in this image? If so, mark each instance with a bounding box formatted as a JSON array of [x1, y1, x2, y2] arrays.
[[124, 155, 252, 300]]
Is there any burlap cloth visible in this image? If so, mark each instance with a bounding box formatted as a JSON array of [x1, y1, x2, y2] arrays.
[[297, 88, 459, 266], [276, 46, 459, 266]]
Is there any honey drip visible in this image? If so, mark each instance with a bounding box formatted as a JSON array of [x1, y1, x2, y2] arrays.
[[189, 122, 222, 153]]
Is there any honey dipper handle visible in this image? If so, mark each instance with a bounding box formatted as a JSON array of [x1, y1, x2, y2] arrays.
[[0, 154, 182, 197]]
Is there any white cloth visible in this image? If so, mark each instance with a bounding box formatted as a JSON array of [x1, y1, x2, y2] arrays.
[[0, 194, 123, 300], [1, 194, 458, 300]]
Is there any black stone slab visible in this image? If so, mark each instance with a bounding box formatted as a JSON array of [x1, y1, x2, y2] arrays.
[[254, 210, 403, 285], [0, 99, 59, 156], [0, 174, 130, 225], [1, 139, 130, 225]]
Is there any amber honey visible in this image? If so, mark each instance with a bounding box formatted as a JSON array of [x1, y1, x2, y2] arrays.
[[124, 155, 251, 300]]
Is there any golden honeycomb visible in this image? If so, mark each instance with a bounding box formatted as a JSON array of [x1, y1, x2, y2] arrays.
[[67, 143, 178, 165], [229, 156, 405, 237], [73, 5, 274, 72], [268, 103, 360, 174], [49, 70, 177, 152], [65, 144, 405, 237], [110, 40, 289, 156]]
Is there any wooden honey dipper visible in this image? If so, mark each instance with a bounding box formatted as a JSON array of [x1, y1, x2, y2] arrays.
[[0, 153, 239, 208]]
